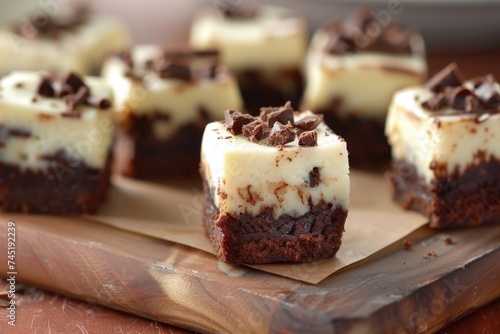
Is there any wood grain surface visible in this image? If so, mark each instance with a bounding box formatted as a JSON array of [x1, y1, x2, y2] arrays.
[[0, 209, 498, 333]]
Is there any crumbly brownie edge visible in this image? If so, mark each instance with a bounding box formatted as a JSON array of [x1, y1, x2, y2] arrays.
[[0, 150, 112, 214], [386, 157, 500, 228], [201, 169, 347, 264]]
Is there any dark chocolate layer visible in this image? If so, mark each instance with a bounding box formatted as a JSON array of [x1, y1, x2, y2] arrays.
[[387, 157, 500, 228], [114, 112, 208, 179], [0, 150, 111, 214], [202, 172, 347, 264], [237, 68, 303, 116]]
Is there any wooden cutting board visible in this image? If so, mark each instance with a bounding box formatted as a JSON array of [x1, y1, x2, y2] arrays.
[[0, 203, 499, 333]]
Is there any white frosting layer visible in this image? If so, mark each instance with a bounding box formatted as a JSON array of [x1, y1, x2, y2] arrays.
[[189, 6, 307, 71], [102, 45, 243, 140], [201, 111, 350, 218], [303, 30, 427, 119], [0, 71, 115, 170], [386, 85, 500, 183], [0, 17, 130, 75]]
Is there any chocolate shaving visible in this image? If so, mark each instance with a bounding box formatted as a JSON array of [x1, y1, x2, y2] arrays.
[[309, 167, 321, 187], [324, 9, 413, 55], [448, 87, 480, 113], [12, 3, 90, 40], [425, 63, 464, 93], [37, 77, 55, 97], [473, 74, 500, 109], [269, 122, 296, 147], [60, 111, 81, 118], [34, 72, 112, 113], [295, 114, 323, 131], [262, 101, 295, 127], [298, 130, 318, 147], [421, 92, 448, 112], [242, 120, 270, 143], [225, 110, 256, 135], [63, 72, 88, 93]]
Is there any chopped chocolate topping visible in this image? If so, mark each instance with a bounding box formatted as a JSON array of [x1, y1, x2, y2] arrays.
[[421, 92, 448, 112], [37, 77, 56, 97], [269, 122, 296, 147], [298, 130, 318, 147], [295, 114, 323, 131], [324, 9, 413, 55], [421, 64, 500, 114], [448, 87, 480, 113], [242, 120, 270, 143], [12, 3, 90, 40], [266, 106, 294, 127], [221, 5, 259, 20], [425, 63, 464, 93], [63, 72, 88, 93], [225, 110, 256, 135], [33, 72, 112, 113], [64, 86, 90, 110], [473, 75, 500, 109], [309, 167, 320, 187], [259, 106, 280, 122], [156, 62, 192, 81]]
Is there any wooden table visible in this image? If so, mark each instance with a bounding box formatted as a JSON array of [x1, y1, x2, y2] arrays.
[[0, 281, 498, 333]]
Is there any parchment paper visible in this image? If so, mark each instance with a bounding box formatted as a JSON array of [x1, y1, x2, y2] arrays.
[[83, 171, 427, 284]]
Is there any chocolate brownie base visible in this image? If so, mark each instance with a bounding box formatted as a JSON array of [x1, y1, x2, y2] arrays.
[[114, 113, 207, 179], [202, 176, 347, 264], [0, 150, 112, 214], [237, 69, 303, 116], [387, 158, 500, 228], [320, 111, 391, 170]]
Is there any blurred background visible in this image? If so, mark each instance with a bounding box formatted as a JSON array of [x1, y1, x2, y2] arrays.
[[1, 0, 500, 51]]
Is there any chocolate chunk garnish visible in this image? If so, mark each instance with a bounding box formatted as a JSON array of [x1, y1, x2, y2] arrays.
[[87, 96, 112, 109], [242, 120, 270, 143], [298, 130, 318, 147], [225, 110, 256, 135], [264, 101, 295, 127], [309, 167, 320, 188], [37, 77, 55, 97], [63, 72, 87, 94], [269, 122, 296, 147], [64, 86, 90, 110], [473, 74, 500, 109], [322, 9, 413, 55], [325, 35, 358, 55], [425, 63, 464, 93], [421, 92, 448, 111], [259, 106, 280, 122], [295, 114, 323, 131], [157, 62, 191, 81], [448, 87, 480, 113]]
